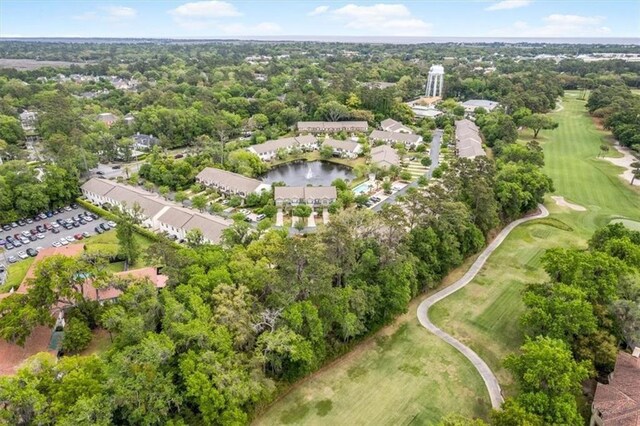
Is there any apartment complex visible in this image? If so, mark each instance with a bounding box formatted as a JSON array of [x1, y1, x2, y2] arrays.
[[297, 121, 369, 134], [81, 178, 231, 243], [322, 138, 362, 159], [196, 167, 270, 197], [247, 135, 318, 161], [274, 186, 337, 207], [369, 130, 423, 149], [455, 119, 486, 159]]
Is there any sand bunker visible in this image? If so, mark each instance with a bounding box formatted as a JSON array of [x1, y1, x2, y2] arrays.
[[551, 196, 587, 211], [601, 144, 640, 187]]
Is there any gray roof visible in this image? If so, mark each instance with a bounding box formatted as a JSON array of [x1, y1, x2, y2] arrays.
[[455, 120, 486, 158], [97, 112, 117, 123], [183, 213, 231, 243], [369, 130, 422, 145], [196, 167, 266, 194], [297, 121, 369, 132], [274, 186, 337, 200], [322, 138, 361, 153], [81, 178, 116, 197], [380, 118, 413, 133], [461, 99, 500, 111], [249, 135, 318, 155], [370, 145, 400, 167]]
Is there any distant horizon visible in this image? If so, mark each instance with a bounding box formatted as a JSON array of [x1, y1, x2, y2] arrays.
[[1, 36, 639, 46]]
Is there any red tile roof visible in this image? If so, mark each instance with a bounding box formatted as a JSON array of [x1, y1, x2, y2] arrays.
[[593, 352, 640, 425]]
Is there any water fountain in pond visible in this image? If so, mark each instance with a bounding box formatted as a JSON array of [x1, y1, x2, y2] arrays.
[[306, 164, 313, 180]]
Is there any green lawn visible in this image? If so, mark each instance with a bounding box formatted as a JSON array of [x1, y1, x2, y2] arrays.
[[0, 257, 35, 292], [254, 92, 640, 424], [79, 230, 154, 269], [431, 91, 640, 394], [254, 306, 490, 426]]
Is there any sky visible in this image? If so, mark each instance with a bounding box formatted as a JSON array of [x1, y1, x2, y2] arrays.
[[1, 1, 639, 39]]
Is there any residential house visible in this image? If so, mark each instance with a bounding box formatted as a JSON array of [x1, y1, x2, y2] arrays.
[[380, 118, 413, 134], [97, 112, 118, 127], [297, 121, 369, 134], [322, 138, 362, 159], [132, 133, 160, 150], [369, 130, 423, 149], [462, 99, 500, 114], [455, 119, 486, 159], [19, 110, 38, 132], [274, 186, 337, 207], [196, 167, 270, 197], [247, 135, 318, 161], [370, 145, 400, 168], [590, 349, 640, 426], [81, 178, 232, 244]]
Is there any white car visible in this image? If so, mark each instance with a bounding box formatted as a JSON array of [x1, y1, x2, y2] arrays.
[[59, 238, 69, 246], [66, 236, 75, 243], [107, 221, 117, 228], [17, 251, 28, 260], [52, 241, 61, 247], [51, 222, 60, 228], [37, 233, 45, 239], [84, 216, 94, 222]]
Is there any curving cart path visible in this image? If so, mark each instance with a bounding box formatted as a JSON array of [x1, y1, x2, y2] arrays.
[[417, 204, 549, 409]]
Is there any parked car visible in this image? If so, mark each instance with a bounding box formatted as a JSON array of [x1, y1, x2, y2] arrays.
[[96, 171, 105, 176], [36, 225, 46, 233], [26, 248, 38, 257], [17, 220, 26, 226], [71, 203, 78, 209], [37, 233, 45, 239], [0, 264, 5, 273], [73, 234, 83, 240], [0, 239, 5, 246], [100, 223, 110, 231], [44, 223, 53, 230], [51, 227, 60, 234], [66, 236, 75, 243], [111, 165, 121, 170], [94, 226, 104, 234], [29, 229, 38, 235], [17, 251, 28, 260], [82, 231, 91, 238], [72, 222, 80, 228], [52, 241, 61, 248], [59, 238, 69, 246], [8, 256, 17, 263], [26, 218, 33, 224], [28, 235, 37, 242], [107, 221, 117, 228], [12, 241, 21, 248], [5, 243, 14, 250], [2, 224, 11, 231]]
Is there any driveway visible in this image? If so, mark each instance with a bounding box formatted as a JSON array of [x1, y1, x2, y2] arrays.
[[416, 204, 549, 409], [0, 206, 106, 268], [372, 129, 442, 212]]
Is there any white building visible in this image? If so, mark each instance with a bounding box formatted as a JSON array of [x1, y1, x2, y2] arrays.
[[247, 135, 318, 161], [455, 120, 486, 159], [81, 178, 231, 244], [274, 186, 337, 207], [19, 110, 38, 132], [297, 121, 369, 134], [369, 130, 423, 149], [322, 138, 362, 159], [461, 100, 500, 114], [380, 118, 413, 134], [196, 168, 270, 197]]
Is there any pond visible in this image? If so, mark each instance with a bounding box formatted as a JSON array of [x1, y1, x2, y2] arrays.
[[261, 160, 355, 187]]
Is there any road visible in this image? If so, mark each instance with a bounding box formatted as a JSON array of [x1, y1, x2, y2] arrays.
[[372, 129, 442, 212], [416, 204, 549, 409]]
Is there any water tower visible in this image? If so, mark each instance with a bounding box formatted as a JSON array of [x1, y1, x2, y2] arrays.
[[425, 64, 444, 97]]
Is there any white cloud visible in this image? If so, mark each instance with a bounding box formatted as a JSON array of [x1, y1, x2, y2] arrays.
[[169, 1, 241, 19], [485, 0, 532, 11], [489, 14, 611, 37], [308, 5, 329, 16], [325, 3, 432, 36], [73, 6, 136, 22], [105, 6, 136, 19]]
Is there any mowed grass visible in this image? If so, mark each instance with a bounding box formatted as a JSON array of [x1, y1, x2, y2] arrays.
[[431, 91, 640, 395], [254, 304, 490, 426]]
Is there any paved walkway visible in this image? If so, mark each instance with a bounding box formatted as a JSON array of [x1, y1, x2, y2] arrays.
[[416, 204, 549, 409]]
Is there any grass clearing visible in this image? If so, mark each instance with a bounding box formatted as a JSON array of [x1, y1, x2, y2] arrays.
[[0, 257, 35, 292], [431, 92, 640, 394], [254, 300, 490, 426], [79, 230, 154, 269]]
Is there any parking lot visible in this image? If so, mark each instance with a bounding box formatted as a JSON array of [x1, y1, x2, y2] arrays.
[[0, 205, 111, 272]]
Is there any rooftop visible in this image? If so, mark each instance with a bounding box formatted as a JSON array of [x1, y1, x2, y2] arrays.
[[196, 167, 267, 194], [370, 145, 400, 167], [593, 351, 640, 425]]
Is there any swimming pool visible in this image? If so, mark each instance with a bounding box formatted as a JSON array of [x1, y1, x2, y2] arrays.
[[352, 181, 372, 195]]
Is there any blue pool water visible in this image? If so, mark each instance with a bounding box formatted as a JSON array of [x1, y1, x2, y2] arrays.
[[352, 181, 372, 195]]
